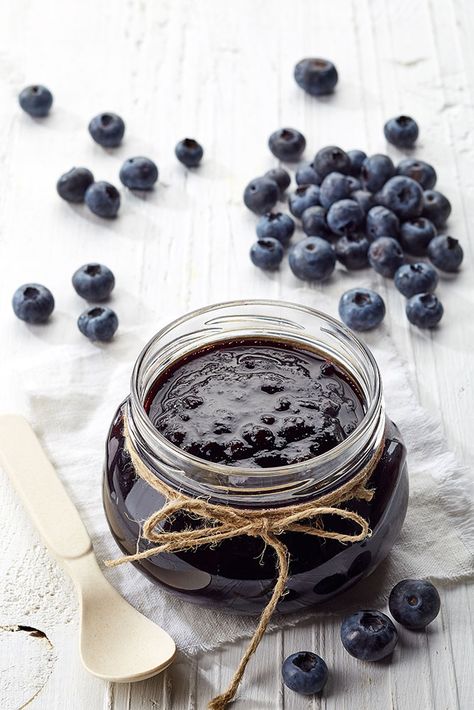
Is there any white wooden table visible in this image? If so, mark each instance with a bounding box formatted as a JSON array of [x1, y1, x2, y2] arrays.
[[0, 0, 473, 708]]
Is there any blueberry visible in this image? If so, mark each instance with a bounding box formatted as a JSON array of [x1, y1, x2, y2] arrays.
[[295, 162, 321, 186], [289, 237, 336, 281], [338, 288, 385, 330], [85, 181, 121, 218], [380, 176, 424, 219], [119, 157, 158, 190], [282, 651, 328, 695], [56, 167, 94, 203], [243, 177, 279, 215], [368, 236, 404, 277], [351, 189, 374, 214], [335, 234, 370, 270], [340, 610, 398, 661], [72, 263, 115, 302], [294, 57, 338, 96], [384, 115, 419, 148], [250, 238, 284, 270], [399, 217, 436, 255], [389, 579, 441, 629], [314, 146, 350, 178], [301, 205, 330, 238], [346, 176, 361, 191], [88, 112, 125, 148], [395, 263, 438, 298], [256, 212, 295, 246], [18, 85, 53, 117], [361, 154, 395, 192], [319, 172, 352, 208], [289, 185, 320, 219], [175, 138, 204, 167], [268, 128, 306, 162], [366, 205, 400, 240], [422, 190, 452, 228], [327, 199, 364, 235], [347, 149, 367, 176], [264, 167, 291, 195], [428, 234, 463, 272], [78, 306, 119, 342], [406, 293, 443, 328], [12, 284, 54, 324], [397, 158, 437, 190]]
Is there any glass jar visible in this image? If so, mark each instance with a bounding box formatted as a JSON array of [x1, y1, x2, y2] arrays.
[[103, 300, 408, 615]]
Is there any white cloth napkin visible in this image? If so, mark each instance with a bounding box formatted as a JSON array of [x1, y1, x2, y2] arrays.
[[5, 318, 474, 656]]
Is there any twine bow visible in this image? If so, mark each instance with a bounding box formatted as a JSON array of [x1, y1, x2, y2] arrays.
[[106, 418, 382, 709]]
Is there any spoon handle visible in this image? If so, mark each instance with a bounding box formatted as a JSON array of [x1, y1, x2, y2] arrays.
[[0, 415, 92, 561]]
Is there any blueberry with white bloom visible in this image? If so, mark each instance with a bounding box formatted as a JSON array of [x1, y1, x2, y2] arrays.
[[368, 236, 404, 277], [397, 158, 437, 190], [366, 205, 400, 240], [85, 181, 121, 218], [72, 263, 115, 302], [88, 112, 125, 147], [335, 234, 370, 270], [361, 154, 395, 193], [250, 238, 284, 270], [57, 167, 94, 203], [295, 162, 321, 186], [282, 651, 328, 695], [78, 306, 119, 341], [380, 176, 424, 220], [394, 263, 438, 298], [12, 283, 55, 324], [120, 157, 158, 190], [327, 199, 364, 235], [319, 172, 351, 208], [289, 185, 320, 219], [389, 579, 441, 629], [399, 217, 436, 256], [338, 288, 385, 330], [405, 293, 443, 328], [314, 146, 350, 178], [422, 190, 452, 228], [256, 213, 295, 246], [340, 610, 398, 661], [384, 115, 419, 148], [264, 167, 291, 195], [301, 205, 330, 238], [347, 149, 367, 176], [175, 138, 204, 167], [351, 189, 374, 215], [427, 235, 463, 272], [243, 177, 279, 215], [289, 237, 336, 281], [19, 85, 53, 117], [294, 57, 338, 96], [268, 127, 306, 162]]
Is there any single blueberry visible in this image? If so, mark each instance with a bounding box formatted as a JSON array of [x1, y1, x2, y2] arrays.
[[319, 172, 352, 208], [380, 176, 424, 219], [250, 238, 284, 270], [88, 112, 125, 147], [256, 213, 295, 246], [243, 177, 279, 215], [399, 217, 436, 255], [289, 237, 336, 281], [264, 167, 291, 195], [18, 85, 53, 117], [289, 184, 320, 219], [78, 306, 119, 342], [335, 234, 370, 270], [384, 115, 419, 148], [294, 57, 338, 96], [12, 283, 54, 324], [338, 288, 385, 330], [56, 167, 94, 203], [397, 158, 437, 190], [295, 162, 321, 186], [361, 154, 395, 193], [175, 138, 204, 167], [327, 199, 364, 235], [406, 293, 443, 328], [368, 236, 404, 277], [314, 146, 351, 178], [351, 189, 374, 215], [119, 157, 158, 190], [347, 149, 367, 176], [85, 181, 121, 218], [340, 610, 398, 661], [422, 190, 452, 228], [395, 263, 438, 298], [72, 263, 115, 302], [282, 651, 328, 695], [268, 128, 306, 162], [301, 205, 330, 238], [366, 205, 400, 240], [427, 234, 463, 272], [389, 579, 441, 629]]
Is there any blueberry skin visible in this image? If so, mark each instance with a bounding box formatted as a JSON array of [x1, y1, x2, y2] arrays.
[[250, 238, 284, 270], [282, 652, 328, 695], [338, 289, 385, 331], [399, 217, 436, 256], [289, 237, 336, 281], [389, 579, 441, 630], [88, 113, 125, 147], [78, 306, 119, 342], [335, 234, 370, 270], [264, 167, 291, 195], [347, 149, 367, 176], [397, 158, 437, 190], [314, 146, 351, 178], [72, 263, 115, 302], [428, 235, 463, 272], [12, 283, 55, 324], [85, 181, 121, 218], [380, 176, 424, 219], [340, 610, 398, 661], [175, 138, 204, 167], [243, 177, 279, 215], [395, 263, 438, 298], [289, 185, 320, 219], [351, 189, 374, 215], [327, 199, 364, 235], [368, 236, 404, 277], [422, 190, 452, 228], [56, 167, 94, 203], [406, 293, 443, 328], [18, 85, 53, 117], [301, 205, 330, 238], [268, 128, 306, 162], [361, 154, 395, 193], [294, 57, 338, 96], [256, 213, 295, 246], [346, 176, 361, 191], [366, 205, 400, 240], [319, 172, 351, 208], [119, 157, 158, 190], [296, 163, 321, 186], [384, 115, 419, 148]]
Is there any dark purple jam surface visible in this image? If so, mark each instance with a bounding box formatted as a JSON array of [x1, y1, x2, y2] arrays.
[[145, 340, 365, 468]]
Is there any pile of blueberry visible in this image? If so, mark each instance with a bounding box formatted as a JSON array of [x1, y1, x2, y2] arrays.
[[282, 578, 440, 696]]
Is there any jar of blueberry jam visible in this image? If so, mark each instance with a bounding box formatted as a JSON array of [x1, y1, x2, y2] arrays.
[[103, 301, 408, 615]]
